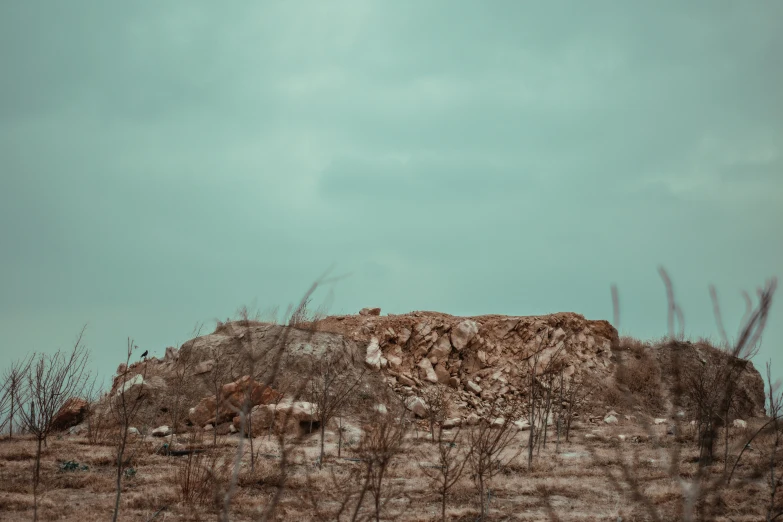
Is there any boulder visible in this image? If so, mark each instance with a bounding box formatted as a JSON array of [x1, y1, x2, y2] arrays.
[[427, 336, 452, 362], [188, 376, 280, 427], [733, 419, 747, 429], [359, 307, 381, 316], [450, 320, 479, 351], [417, 358, 438, 383], [434, 364, 450, 384], [51, 398, 89, 432], [465, 413, 480, 426], [235, 400, 319, 436], [365, 337, 382, 370], [152, 425, 171, 437], [604, 415, 618, 425], [406, 397, 428, 418]]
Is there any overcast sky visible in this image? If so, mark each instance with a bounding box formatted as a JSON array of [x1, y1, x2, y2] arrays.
[[1, 1, 781, 386]]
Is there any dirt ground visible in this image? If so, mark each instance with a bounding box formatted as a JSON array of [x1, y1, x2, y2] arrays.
[[0, 418, 773, 522]]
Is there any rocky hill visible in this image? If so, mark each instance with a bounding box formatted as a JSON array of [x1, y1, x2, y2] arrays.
[[98, 308, 766, 435]]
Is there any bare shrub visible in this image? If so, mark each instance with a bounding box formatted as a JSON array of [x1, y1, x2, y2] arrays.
[[467, 395, 524, 520], [109, 338, 150, 522], [418, 423, 470, 521], [18, 326, 92, 522], [176, 430, 232, 508], [615, 345, 664, 412], [0, 354, 32, 438], [307, 348, 365, 467], [421, 384, 450, 440], [352, 396, 411, 521]]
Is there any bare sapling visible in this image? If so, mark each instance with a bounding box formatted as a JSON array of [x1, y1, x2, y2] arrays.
[[0, 354, 32, 438], [524, 332, 565, 470], [421, 384, 450, 441], [208, 339, 237, 446], [221, 271, 342, 522], [351, 394, 411, 522], [418, 422, 471, 521], [18, 326, 92, 522], [169, 324, 202, 446], [467, 394, 524, 520], [109, 338, 150, 522], [307, 346, 365, 468]]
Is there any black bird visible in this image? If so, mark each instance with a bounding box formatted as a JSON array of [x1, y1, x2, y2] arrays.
[[140, 350, 148, 358]]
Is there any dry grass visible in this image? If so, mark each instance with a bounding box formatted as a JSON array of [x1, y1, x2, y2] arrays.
[[0, 420, 773, 521]]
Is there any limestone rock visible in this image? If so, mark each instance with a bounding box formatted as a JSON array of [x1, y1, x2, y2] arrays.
[[442, 417, 462, 429], [428, 336, 452, 362], [434, 363, 450, 384], [360, 307, 381, 316], [466, 381, 482, 395], [417, 357, 438, 383], [406, 396, 428, 418], [152, 425, 171, 437], [733, 419, 747, 429], [604, 415, 618, 425], [365, 337, 382, 370], [450, 320, 479, 351]]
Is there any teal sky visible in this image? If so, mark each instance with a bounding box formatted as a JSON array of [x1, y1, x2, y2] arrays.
[[1, 2, 781, 387]]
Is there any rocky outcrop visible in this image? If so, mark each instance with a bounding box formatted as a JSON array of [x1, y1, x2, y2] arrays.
[[52, 398, 89, 432], [234, 400, 319, 436], [314, 311, 619, 423], [188, 375, 280, 427], [100, 308, 767, 434]]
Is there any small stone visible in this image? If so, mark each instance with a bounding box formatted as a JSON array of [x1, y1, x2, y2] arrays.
[[733, 419, 747, 429], [604, 415, 618, 425], [466, 381, 482, 394], [442, 417, 462, 429], [448, 376, 460, 389], [653, 418, 667, 425], [466, 413, 480, 426], [398, 374, 416, 387]]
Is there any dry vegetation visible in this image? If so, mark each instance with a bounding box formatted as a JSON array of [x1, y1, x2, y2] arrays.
[[1, 269, 781, 521]]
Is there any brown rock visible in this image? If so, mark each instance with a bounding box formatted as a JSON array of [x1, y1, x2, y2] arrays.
[[51, 398, 89, 432], [359, 307, 381, 316], [434, 363, 450, 384], [189, 375, 280, 427]]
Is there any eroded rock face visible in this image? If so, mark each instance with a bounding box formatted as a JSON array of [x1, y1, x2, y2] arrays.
[[51, 398, 89, 432]]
